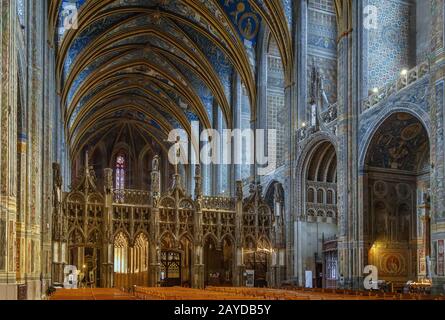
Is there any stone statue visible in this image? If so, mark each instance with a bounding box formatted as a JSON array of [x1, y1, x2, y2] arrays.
[[257, 182, 263, 199], [309, 62, 321, 105], [53, 163, 62, 188], [274, 183, 284, 204], [194, 165, 202, 198], [249, 182, 256, 196], [152, 155, 160, 171], [319, 73, 330, 108], [89, 166, 97, 182], [52, 163, 62, 206], [171, 173, 183, 192], [195, 164, 201, 177]]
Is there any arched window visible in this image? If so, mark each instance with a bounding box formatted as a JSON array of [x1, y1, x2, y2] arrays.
[[317, 189, 325, 204], [307, 188, 315, 203], [327, 190, 334, 205], [115, 154, 125, 191]]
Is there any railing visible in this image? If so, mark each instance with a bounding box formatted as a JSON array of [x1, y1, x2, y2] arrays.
[[362, 61, 430, 112]]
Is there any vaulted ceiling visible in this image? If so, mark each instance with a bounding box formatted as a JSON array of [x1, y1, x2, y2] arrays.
[[48, 0, 293, 160]]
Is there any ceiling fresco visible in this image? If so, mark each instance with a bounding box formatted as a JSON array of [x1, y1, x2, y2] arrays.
[[219, 0, 261, 47], [366, 113, 429, 172], [50, 0, 292, 159]]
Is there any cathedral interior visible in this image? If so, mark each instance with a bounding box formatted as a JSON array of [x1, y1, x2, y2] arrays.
[[1, 0, 445, 300]]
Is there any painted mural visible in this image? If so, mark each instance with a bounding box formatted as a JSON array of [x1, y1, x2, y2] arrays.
[[366, 113, 429, 172]]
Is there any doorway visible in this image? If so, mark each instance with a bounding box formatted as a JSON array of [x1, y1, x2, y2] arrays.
[[160, 251, 182, 287]]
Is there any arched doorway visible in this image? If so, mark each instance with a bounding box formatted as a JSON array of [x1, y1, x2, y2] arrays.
[[112, 231, 151, 289], [180, 236, 193, 287], [160, 233, 181, 287], [221, 237, 235, 286], [364, 112, 430, 290], [243, 237, 271, 288], [204, 236, 220, 286], [132, 233, 149, 287], [300, 140, 338, 288], [264, 181, 286, 285], [113, 232, 129, 290], [203, 236, 234, 287]]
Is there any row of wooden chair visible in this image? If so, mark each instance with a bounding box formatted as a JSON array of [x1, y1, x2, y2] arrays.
[[134, 286, 260, 300], [206, 286, 360, 300], [50, 286, 445, 300], [279, 285, 445, 301], [205, 286, 445, 301], [50, 288, 136, 300]]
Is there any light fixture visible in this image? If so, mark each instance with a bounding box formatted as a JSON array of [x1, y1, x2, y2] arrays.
[[372, 87, 379, 94], [302, 122, 307, 128], [401, 69, 408, 76]]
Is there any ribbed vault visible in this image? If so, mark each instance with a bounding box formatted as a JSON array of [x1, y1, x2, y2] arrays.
[[307, 141, 337, 184], [49, 0, 293, 164]]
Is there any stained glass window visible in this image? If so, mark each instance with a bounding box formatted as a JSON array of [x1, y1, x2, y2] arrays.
[[115, 155, 125, 191]]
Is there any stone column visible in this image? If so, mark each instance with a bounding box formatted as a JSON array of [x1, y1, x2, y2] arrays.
[[41, 0, 56, 296], [295, 0, 308, 127], [334, 0, 360, 289], [234, 181, 245, 286], [291, 0, 308, 286], [418, 201, 431, 279], [272, 184, 285, 287], [51, 164, 64, 285], [0, 0, 18, 301], [192, 165, 204, 289], [101, 169, 114, 288], [149, 157, 161, 286], [428, 0, 445, 295]]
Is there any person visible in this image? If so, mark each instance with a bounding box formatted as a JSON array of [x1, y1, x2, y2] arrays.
[[339, 274, 345, 288], [68, 270, 74, 289], [89, 269, 95, 288], [78, 271, 85, 288]]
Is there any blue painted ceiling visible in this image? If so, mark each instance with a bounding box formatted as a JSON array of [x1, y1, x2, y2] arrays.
[[56, 0, 268, 155]]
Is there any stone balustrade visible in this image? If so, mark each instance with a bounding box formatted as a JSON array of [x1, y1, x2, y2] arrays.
[[362, 61, 430, 112], [201, 196, 236, 211]]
